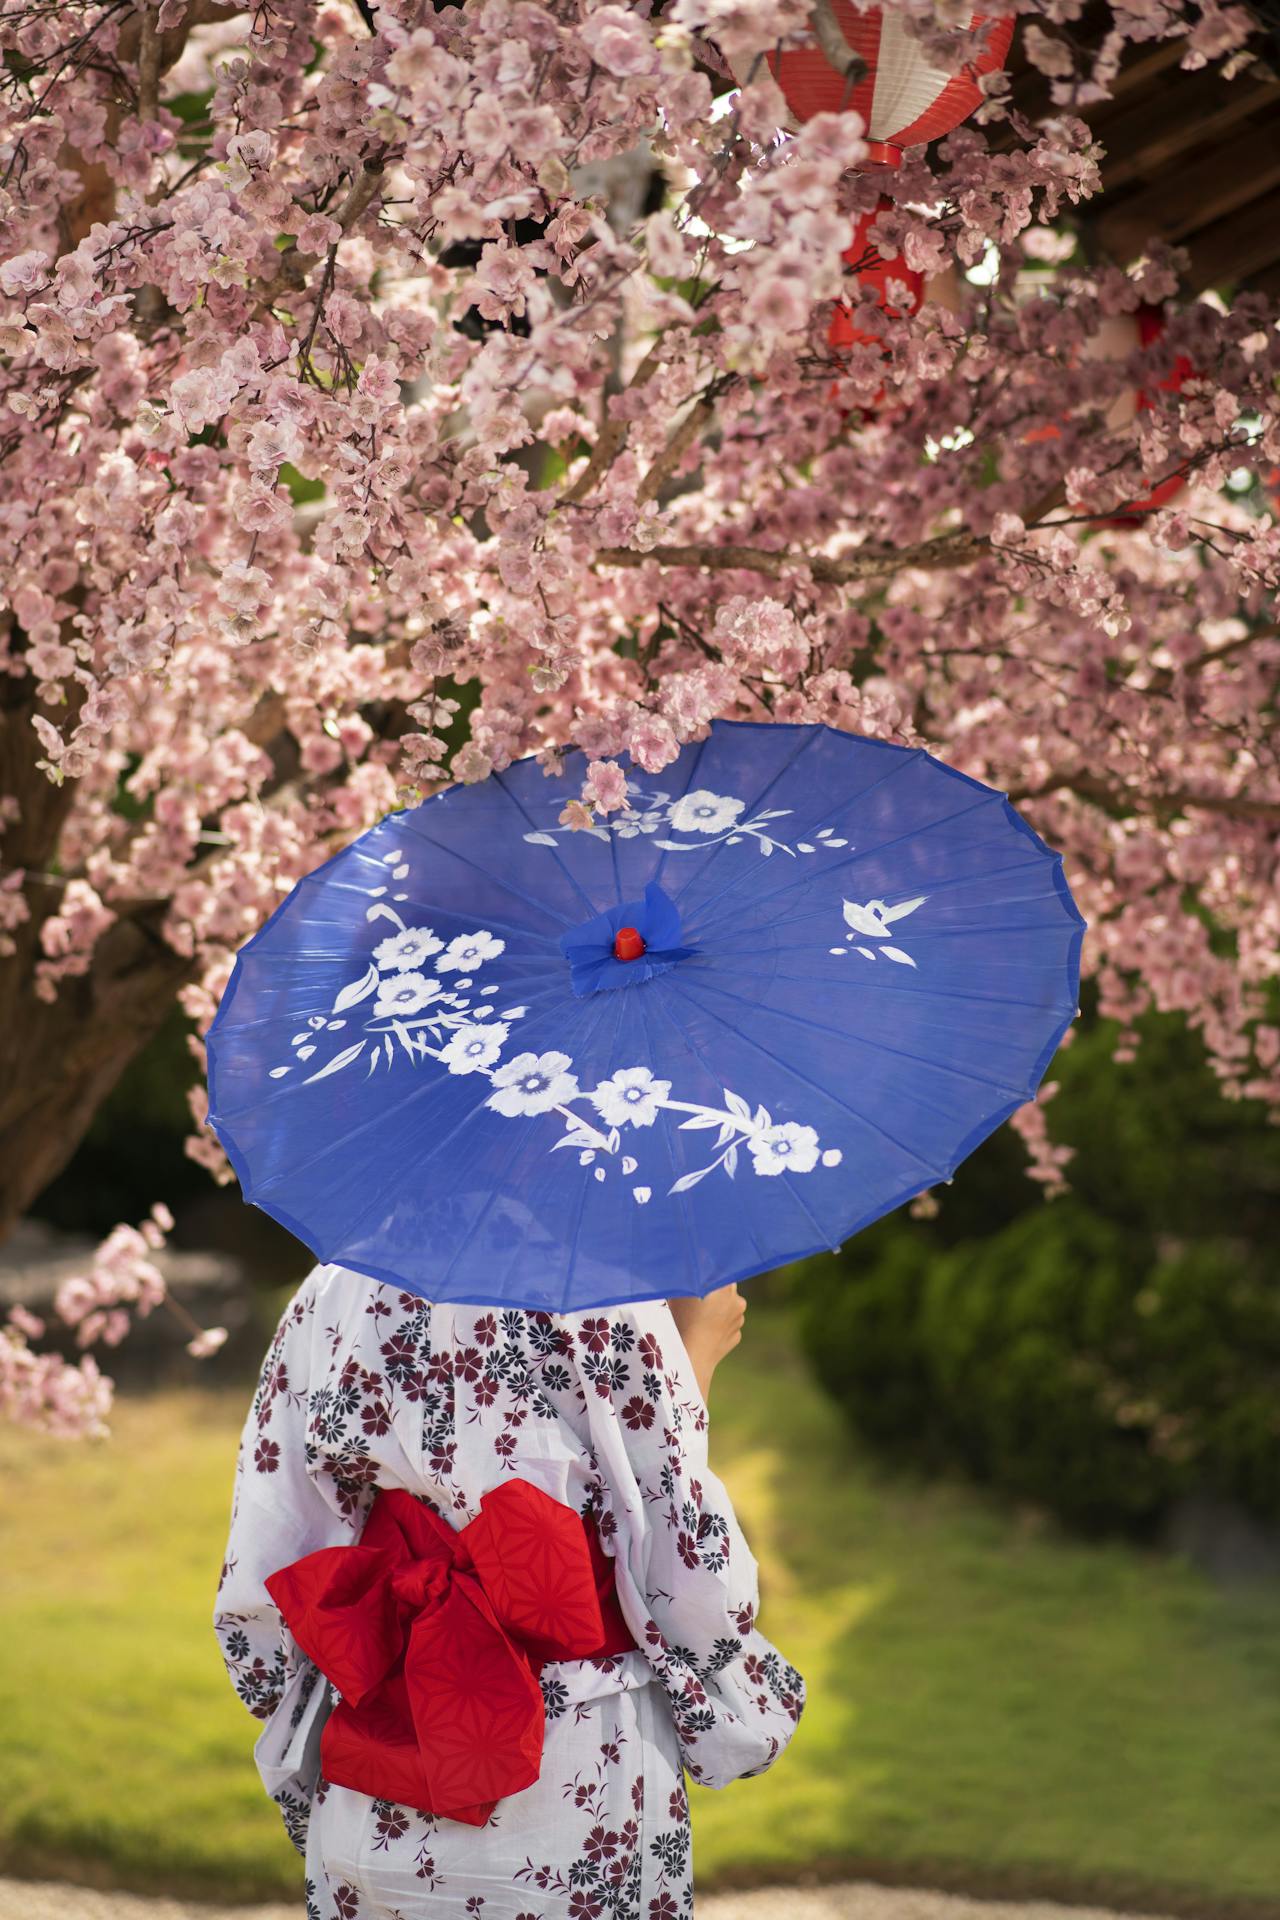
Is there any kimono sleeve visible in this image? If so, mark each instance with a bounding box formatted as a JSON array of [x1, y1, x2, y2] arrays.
[[577, 1301, 805, 1789], [213, 1275, 352, 1854]]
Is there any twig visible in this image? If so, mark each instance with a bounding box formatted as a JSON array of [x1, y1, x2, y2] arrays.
[[299, 243, 339, 379], [1148, 623, 1280, 693]]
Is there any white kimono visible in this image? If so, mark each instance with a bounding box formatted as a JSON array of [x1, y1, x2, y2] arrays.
[[215, 1265, 805, 1920]]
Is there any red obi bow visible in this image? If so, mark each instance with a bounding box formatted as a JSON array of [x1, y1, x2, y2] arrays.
[[266, 1482, 635, 1826]]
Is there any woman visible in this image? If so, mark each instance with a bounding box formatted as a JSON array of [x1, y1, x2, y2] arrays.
[[215, 1269, 804, 1920]]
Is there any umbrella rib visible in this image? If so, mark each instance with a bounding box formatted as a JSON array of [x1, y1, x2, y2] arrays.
[[765, 922, 1079, 948], [766, 971, 1079, 1016], [640, 991, 724, 1287], [397, 817, 582, 930], [555, 990, 631, 1312], [663, 978, 949, 1181], [229, 977, 576, 1185], [680, 975, 1033, 1100], [710, 852, 1070, 928], [490, 767, 601, 918], [662, 727, 824, 910], [689, 791, 1008, 935], [212, 970, 572, 1126], [353, 893, 567, 947], [649, 731, 713, 896], [672, 749, 926, 925], [643, 991, 788, 1284], [648, 988, 847, 1257], [333, 987, 623, 1288], [204, 963, 570, 1039]]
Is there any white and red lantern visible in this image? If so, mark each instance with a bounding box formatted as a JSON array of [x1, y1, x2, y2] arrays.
[[747, 7, 1013, 397], [1026, 304, 1196, 526], [827, 199, 925, 355], [1102, 303, 1194, 524], [768, 5, 1015, 168], [823, 201, 926, 413]]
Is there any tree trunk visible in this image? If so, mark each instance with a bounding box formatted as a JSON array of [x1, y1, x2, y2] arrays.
[[0, 675, 195, 1244], [0, 919, 195, 1242], [0, 1, 272, 1248]]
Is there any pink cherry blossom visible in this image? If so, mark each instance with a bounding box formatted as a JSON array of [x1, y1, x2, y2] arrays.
[[584, 760, 629, 814], [0, 0, 1277, 1432]]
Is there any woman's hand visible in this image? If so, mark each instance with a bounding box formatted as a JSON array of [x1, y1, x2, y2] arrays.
[[667, 1284, 746, 1404]]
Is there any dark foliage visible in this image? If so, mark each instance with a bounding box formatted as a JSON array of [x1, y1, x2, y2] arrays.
[[797, 1009, 1280, 1534]]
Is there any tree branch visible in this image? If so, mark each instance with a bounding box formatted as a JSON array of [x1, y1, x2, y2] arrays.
[[636, 396, 715, 505], [594, 531, 986, 584], [334, 153, 387, 233], [562, 339, 667, 504], [808, 0, 868, 85], [135, 3, 161, 124], [1148, 623, 1280, 693], [1010, 772, 1280, 826], [261, 153, 387, 304]]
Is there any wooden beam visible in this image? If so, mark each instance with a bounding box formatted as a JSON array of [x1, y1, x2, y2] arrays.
[[1086, 38, 1188, 119], [1098, 73, 1280, 190], [1182, 192, 1280, 290], [1008, 35, 1186, 130], [1095, 117, 1280, 256]]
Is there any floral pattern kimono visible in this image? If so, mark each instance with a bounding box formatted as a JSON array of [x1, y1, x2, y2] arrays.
[[215, 1264, 804, 1920]]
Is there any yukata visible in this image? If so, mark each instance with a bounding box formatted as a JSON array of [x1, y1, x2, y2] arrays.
[[215, 1262, 804, 1920]]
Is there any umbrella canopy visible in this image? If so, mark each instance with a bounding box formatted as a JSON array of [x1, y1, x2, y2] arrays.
[[207, 722, 1084, 1311]]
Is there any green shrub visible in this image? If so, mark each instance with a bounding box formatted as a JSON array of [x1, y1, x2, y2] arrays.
[[801, 1232, 941, 1462], [797, 1008, 1280, 1537], [921, 1206, 1174, 1532], [800, 1207, 1280, 1535]]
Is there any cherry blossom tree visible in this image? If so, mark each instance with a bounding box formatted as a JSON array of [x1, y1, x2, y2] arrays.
[[1, 0, 1277, 1432]]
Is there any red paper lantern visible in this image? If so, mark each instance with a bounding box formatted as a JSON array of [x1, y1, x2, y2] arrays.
[[827, 199, 925, 355], [1025, 304, 1196, 527], [753, 8, 1013, 411], [1102, 302, 1194, 525], [768, 5, 1015, 168]]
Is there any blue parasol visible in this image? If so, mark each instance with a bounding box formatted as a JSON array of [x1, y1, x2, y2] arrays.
[[206, 721, 1085, 1311]]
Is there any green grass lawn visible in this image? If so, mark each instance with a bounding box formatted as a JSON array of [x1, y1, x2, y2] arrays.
[[2, 1309, 1279, 1910]]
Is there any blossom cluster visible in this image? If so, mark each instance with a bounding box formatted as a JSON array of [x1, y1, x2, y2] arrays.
[[0, 0, 1278, 1429]]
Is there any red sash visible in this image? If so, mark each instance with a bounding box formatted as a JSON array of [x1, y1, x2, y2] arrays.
[[266, 1482, 636, 1826]]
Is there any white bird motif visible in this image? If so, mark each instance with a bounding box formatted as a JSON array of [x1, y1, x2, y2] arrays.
[[842, 895, 927, 939]]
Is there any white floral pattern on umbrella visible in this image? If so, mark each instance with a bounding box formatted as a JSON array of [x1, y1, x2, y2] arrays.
[[261, 846, 874, 1204], [372, 925, 445, 972], [440, 1021, 509, 1074], [437, 928, 506, 972], [590, 1066, 672, 1128], [372, 971, 445, 1018], [668, 789, 744, 835], [748, 1122, 821, 1176], [523, 781, 852, 860], [488, 1050, 580, 1117]]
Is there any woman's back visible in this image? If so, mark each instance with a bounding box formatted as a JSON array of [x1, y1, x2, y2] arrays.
[[216, 1265, 803, 1919]]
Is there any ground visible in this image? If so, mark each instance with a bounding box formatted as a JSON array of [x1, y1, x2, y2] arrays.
[[0, 1877, 1188, 1920]]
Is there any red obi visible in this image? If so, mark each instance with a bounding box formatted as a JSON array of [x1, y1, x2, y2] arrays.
[[266, 1483, 636, 1827]]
